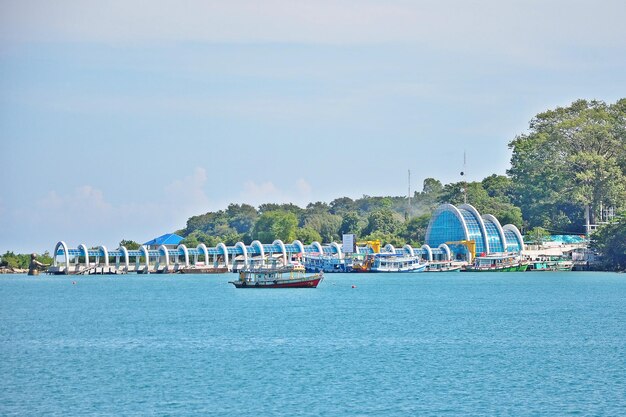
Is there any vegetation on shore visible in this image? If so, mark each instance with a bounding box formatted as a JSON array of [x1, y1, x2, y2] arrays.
[[4, 99, 624, 271], [0, 252, 53, 271], [174, 99, 625, 269]]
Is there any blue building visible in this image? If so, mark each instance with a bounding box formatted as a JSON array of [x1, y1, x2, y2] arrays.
[[425, 204, 524, 261]]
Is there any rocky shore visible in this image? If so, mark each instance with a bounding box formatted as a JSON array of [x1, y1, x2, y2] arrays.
[[0, 266, 28, 274]]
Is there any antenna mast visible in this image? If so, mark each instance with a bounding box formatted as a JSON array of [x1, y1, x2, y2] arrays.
[[407, 169, 411, 219], [461, 151, 467, 204]]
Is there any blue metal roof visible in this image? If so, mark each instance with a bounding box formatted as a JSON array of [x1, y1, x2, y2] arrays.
[[143, 233, 183, 247]]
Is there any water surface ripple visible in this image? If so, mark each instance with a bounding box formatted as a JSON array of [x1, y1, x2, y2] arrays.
[[1, 272, 625, 416]]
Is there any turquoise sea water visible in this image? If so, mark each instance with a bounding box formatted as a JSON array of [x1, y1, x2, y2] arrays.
[[1, 272, 625, 416]]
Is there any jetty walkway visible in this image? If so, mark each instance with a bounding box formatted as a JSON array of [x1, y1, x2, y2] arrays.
[[48, 240, 451, 275]]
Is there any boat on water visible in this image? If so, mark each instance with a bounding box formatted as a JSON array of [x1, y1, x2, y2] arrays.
[[425, 261, 463, 272], [369, 253, 428, 273], [527, 256, 573, 272], [351, 255, 375, 272], [229, 264, 323, 288], [303, 253, 350, 273], [462, 253, 528, 272]]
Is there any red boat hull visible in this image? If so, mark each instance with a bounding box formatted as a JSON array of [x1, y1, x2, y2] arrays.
[[231, 277, 322, 288]]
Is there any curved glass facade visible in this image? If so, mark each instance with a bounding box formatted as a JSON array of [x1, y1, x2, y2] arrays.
[[425, 208, 467, 245], [426, 204, 524, 256], [483, 218, 504, 253], [458, 208, 486, 254], [504, 229, 522, 252]]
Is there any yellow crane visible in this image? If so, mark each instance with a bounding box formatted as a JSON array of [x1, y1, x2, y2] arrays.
[[445, 240, 476, 261], [356, 240, 381, 254]]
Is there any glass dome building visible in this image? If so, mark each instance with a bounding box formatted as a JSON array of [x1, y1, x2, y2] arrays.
[[425, 204, 524, 261]]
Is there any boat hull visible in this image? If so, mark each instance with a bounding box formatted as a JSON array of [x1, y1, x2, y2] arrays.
[[426, 266, 462, 272], [370, 264, 427, 273], [462, 264, 528, 272], [230, 276, 323, 288]]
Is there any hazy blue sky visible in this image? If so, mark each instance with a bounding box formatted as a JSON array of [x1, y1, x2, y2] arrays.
[[1, 0, 625, 253]]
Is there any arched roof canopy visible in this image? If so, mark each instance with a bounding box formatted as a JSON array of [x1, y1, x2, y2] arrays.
[[458, 204, 489, 254], [425, 204, 470, 247], [482, 214, 507, 254]]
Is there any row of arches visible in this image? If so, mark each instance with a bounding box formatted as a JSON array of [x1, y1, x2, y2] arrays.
[[51, 239, 338, 273]]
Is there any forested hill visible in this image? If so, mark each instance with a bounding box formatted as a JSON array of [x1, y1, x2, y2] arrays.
[[177, 175, 522, 248], [175, 98, 626, 268]]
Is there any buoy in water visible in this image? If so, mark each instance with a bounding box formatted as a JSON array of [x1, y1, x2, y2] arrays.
[[351, 285, 356, 288], [72, 281, 76, 285]]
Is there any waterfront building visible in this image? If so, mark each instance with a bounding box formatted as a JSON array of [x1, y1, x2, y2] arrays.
[[425, 203, 524, 262]]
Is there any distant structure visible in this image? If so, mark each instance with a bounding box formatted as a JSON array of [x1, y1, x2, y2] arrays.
[[425, 203, 524, 261], [48, 204, 525, 275], [144, 233, 183, 250]]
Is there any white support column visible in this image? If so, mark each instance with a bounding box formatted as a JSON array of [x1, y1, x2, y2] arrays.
[[177, 244, 190, 267], [99, 246, 109, 267], [140, 245, 150, 273], [273, 240, 287, 264], [217, 243, 229, 268], [235, 242, 248, 268], [159, 245, 170, 269], [197, 244, 208, 266], [119, 246, 129, 270], [251, 240, 265, 266], [330, 242, 343, 260], [78, 244, 89, 268], [53, 241, 70, 271]]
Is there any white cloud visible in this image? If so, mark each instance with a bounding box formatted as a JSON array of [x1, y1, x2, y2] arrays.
[[0, 167, 215, 253], [238, 179, 314, 208], [296, 178, 312, 196]]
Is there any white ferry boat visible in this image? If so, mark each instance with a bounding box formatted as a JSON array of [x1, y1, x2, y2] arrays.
[[369, 253, 428, 273], [303, 254, 350, 273]]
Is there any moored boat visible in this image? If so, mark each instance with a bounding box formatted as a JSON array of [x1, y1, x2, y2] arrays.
[[303, 253, 349, 273], [425, 261, 463, 272], [369, 253, 428, 273], [229, 264, 323, 288], [462, 253, 528, 272]]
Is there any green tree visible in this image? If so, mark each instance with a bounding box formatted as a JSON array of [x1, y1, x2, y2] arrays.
[[119, 239, 140, 250], [508, 99, 626, 231], [295, 227, 322, 244], [481, 174, 513, 201], [329, 197, 355, 215], [226, 204, 258, 234], [361, 231, 405, 247], [362, 209, 403, 236], [303, 213, 342, 242], [401, 213, 431, 245], [591, 211, 626, 271], [524, 227, 550, 245], [339, 211, 363, 237], [252, 211, 298, 242]]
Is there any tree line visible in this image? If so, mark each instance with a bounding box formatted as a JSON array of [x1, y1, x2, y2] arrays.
[[175, 98, 625, 269], [5, 99, 623, 271]]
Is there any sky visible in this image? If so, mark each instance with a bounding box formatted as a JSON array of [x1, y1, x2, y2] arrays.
[[1, 0, 625, 253]]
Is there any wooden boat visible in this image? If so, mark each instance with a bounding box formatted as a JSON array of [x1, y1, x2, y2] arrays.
[[462, 253, 528, 272], [229, 264, 323, 288]]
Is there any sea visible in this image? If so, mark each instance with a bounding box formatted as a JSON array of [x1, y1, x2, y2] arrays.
[[1, 272, 625, 416]]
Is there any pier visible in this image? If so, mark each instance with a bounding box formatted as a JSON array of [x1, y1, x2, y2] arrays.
[[48, 240, 452, 275]]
